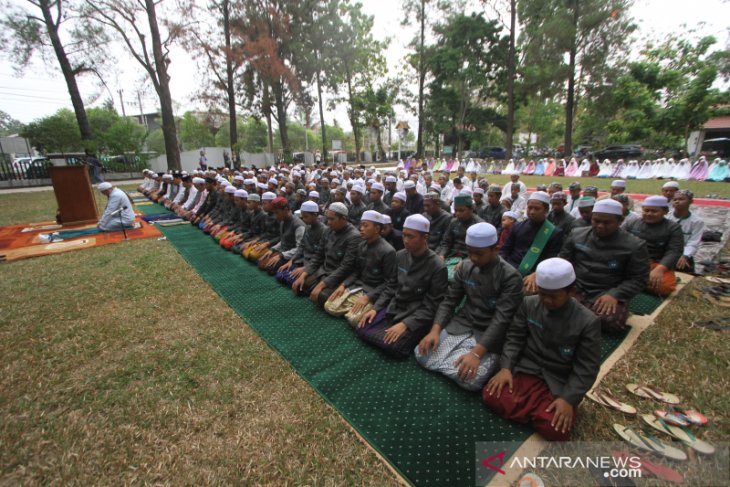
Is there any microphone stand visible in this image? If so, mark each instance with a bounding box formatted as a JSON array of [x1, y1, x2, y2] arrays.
[[118, 206, 129, 241]]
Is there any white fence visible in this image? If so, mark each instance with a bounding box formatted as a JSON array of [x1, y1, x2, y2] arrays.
[[149, 148, 277, 172]]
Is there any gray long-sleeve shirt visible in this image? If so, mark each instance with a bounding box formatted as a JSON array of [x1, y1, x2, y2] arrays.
[[548, 209, 575, 235], [434, 257, 524, 351], [478, 203, 505, 233], [624, 218, 684, 269], [423, 210, 453, 251], [342, 237, 396, 302], [348, 200, 367, 226], [98, 188, 135, 230], [293, 220, 325, 266], [560, 227, 649, 301], [304, 223, 360, 288], [374, 248, 448, 331], [437, 214, 484, 258], [500, 296, 601, 407]]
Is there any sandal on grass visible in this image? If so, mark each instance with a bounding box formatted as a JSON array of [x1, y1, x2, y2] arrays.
[[587, 388, 637, 415], [641, 414, 715, 455], [626, 383, 680, 404], [655, 407, 708, 427], [611, 451, 684, 483], [692, 318, 730, 331], [613, 424, 687, 461]]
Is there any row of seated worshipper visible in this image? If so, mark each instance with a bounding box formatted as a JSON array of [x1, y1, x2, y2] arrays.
[[141, 175, 600, 441]]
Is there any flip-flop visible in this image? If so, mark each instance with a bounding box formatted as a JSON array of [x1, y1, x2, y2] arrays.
[[641, 414, 715, 455], [613, 424, 687, 461], [626, 384, 680, 404], [656, 407, 709, 427], [683, 409, 709, 426], [692, 319, 730, 331], [611, 451, 684, 483], [587, 388, 637, 415]]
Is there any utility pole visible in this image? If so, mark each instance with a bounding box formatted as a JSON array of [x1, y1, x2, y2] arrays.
[[137, 91, 147, 129], [118, 89, 126, 117]]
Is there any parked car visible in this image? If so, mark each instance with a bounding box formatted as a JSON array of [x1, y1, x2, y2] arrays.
[[24, 158, 51, 178], [593, 144, 643, 160], [484, 146, 507, 160]]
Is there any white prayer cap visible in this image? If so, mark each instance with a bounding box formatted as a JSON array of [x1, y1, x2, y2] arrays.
[[611, 180, 626, 188], [459, 188, 473, 196], [662, 181, 680, 189], [503, 211, 518, 220], [404, 180, 416, 190], [181, 171, 189, 176], [234, 189, 248, 198], [367, 179, 376, 185], [162, 174, 173, 180], [192, 177, 205, 184], [593, 199, 623, 215], [233, 175, 244, 182], [643, 195, 669, 207], [473, 188, 485, 195], [528, 191, 550, 205], [308, 191, 320, 199], [220, 180, 230, 187], [577, 197, 596, 208], [224, 185, 236, 194], [465, 222, 498, 248], [551, 191, 567, 201], [300, 201, 319, 213], [536, 258, 576, 290], [381, 214, 392, 225], [351, 184, 365, 194], [431, 183, 442, 191], [328, 202, 349, 216], [257, 182, 268, 190], [292, 171, 301, 177], [244, 179, 256, 185], [361, 210, 382, 224], [393, 192, 407, 202], [262, 191, 276, 201], [268, 178, 278, 185], [372, 182, 385, 192], [385, 176, 397, 183], [403, 214, 430, 233], [248, 194, 261, 202], [97, 182, 113, 191], [320, 177, 329, 183]]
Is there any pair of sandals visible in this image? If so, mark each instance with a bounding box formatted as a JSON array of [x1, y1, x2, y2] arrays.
[[587, 384, 681, 416], [692, 317, 730, 331]]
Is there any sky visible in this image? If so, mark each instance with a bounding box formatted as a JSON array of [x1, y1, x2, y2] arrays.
[[1, 0, 729, 134]]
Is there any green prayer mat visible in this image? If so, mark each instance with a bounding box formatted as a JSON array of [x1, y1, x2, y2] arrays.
[[141, 203, 632, 486], [628, 293, 664, 316]]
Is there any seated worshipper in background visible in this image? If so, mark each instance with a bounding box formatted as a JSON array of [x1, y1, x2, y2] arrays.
[[483, 258, 600, 442], [383, 176, 397, 206], [159, 172, 182, 207], [509, 172, 527, 199], [570, 197, 595, 229], [547, 192, 575, 235], [613, 194, 640, 228], [292, 202, 360, 305], [385, 192, 411, 249], [325, 211, 396, 326], [479, 185, 506, 233], [243, 192, 280, 262], [357, 215, 448, 358], [276, 201, 325, 286], [472, 188, 486, 215], [437, 194, 484, 276], [423, 192, 454, 251], [566, 182, 582, 213], [231, 194, 265, 254], [499, 192, 564, 293], [416, 223, 524, 390], [151, 173, 172, 202], [404, 180, 425, 214], [508, 183, 526, 219], [559, 199, 649, 332], [191, 178, 220, 225], [168, 175, 193, 212], [138, 169, 153, 194], [204, 185, 236, 234], [42, 182, 136, 242], [256, 197, 306, 274], [667, 190, 704, 274], [180, 177, 207, 220], [348, 184, 367, 226], [498, 211, 518, 248], [380, 214, 402, 251], [211, 188, 248, 241], [367, 182, 389, 213], [662, 181, 680, 203], [570, 187, 599, 218], [547, 182, 563, 198], [624, 195, 684, 296], [218, 190, 252, 250]]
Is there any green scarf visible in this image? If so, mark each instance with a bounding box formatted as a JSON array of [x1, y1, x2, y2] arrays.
[[518, 219, 556, 276]]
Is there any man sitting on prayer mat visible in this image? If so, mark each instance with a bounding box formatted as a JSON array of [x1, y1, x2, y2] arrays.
[[423, 192, 453, 251], [367, 182, 389, 213], [205, 185, 236, 234], [385, 192, 411, 250], [231, 194, 265, 254], [168, 175, 192, 212], [242, 192, 280, 262], [478, 185, 505, 233], [484, 258, 601, 442], [178, 177, 205, 220], [348, 184, 367, 226], [357, 214, 448, 358], [570, 197, 595, 230], [416, 222, 524, 390], [559, 199, 649, 332], [547, 192, 575, 235], [437, 194, 484, 277], [257, 197, 306, 274], [276, 201, 325, 287], [624, 195, 684, 296], [292, 202, 360, 305], [191, 178, 220, 225], [667, 190, 704, 274], [218, 190, 251, 249], [499, 191, 564, 294], [324, 210, 396, 326]]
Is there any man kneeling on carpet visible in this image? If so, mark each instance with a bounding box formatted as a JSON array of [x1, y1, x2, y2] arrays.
[[356, 214, 448, 358], [415, 222, 523, 390], [483, 258, 601, 442]]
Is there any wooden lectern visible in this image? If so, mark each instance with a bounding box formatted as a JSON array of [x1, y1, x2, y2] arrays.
[[49, 165, 99, 226]]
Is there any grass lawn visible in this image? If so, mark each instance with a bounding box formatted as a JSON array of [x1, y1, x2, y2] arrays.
[[1, 183, 728, 485]]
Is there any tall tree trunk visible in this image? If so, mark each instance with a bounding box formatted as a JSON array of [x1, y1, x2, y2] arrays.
[[39, 0, 92, 142], [315, 53, 328, 160], [564, 1, 579, 159], [263, 83, 274, 153], [223, 0, 237, 149], [505, 0, 516, 159], [345, 65, 361, 164], [146, 0, 181, 171], [376, 123, 385, 160], [273, 81, 290, 161], [415, 0, 426, 159]]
